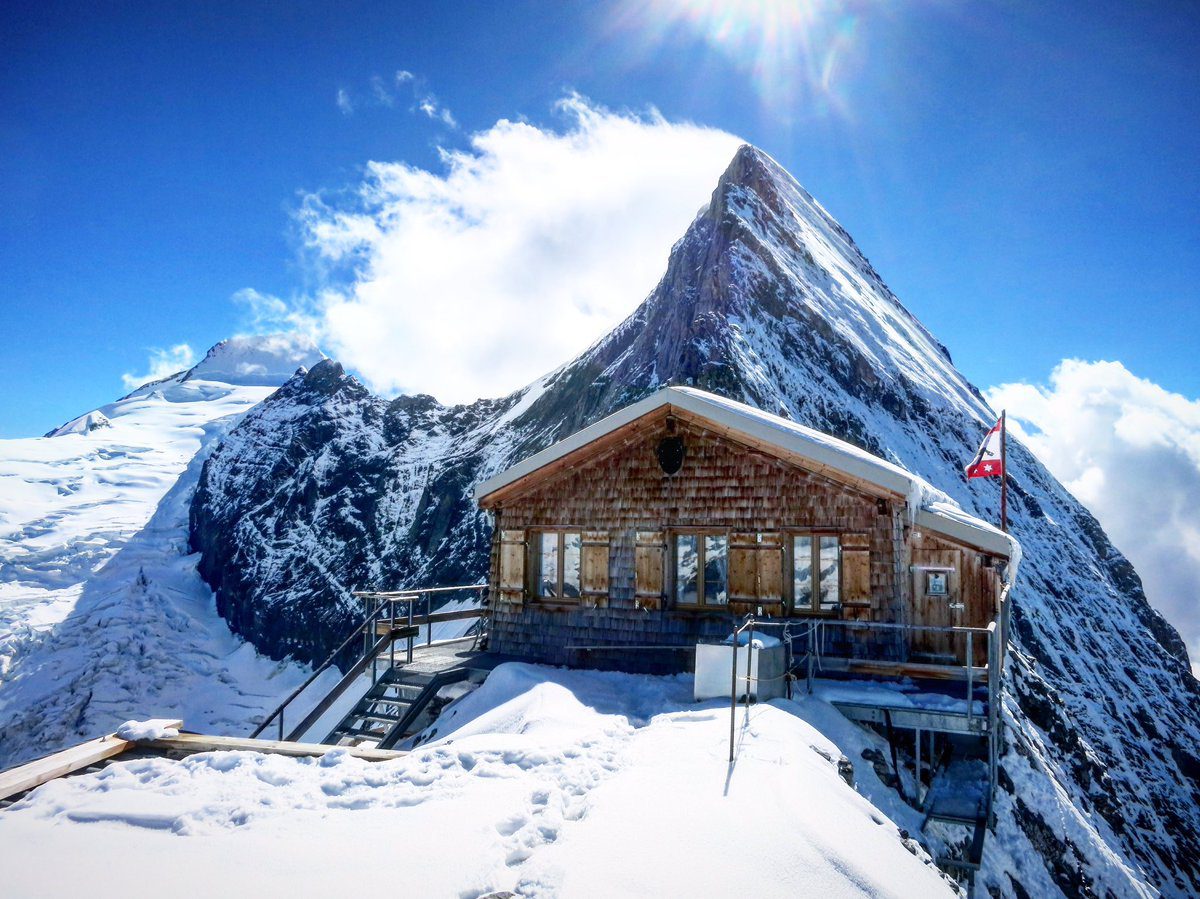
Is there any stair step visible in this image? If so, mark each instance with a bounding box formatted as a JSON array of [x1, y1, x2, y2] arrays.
[[355, 713, 404, 725], [340, 727, 390, 740], [354, 696, 412, 714]]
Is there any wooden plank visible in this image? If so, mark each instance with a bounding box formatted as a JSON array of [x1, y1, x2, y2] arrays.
[[0, 719, 178, 801], [142, 733, 405, 762], [820, 657, 987, 682]]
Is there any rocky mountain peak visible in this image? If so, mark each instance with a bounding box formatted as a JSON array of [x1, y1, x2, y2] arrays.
[[182, 333, 326, 387]]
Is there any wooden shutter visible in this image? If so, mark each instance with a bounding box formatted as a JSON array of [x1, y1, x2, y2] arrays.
[[634, 531, 665, 610], [730, 533, 784, 615], [756, 533, 784, 612], [581, 531, 610, 608], [728, 533, 758, 604], [841, 532, 872, 621], [498, 529, 526, 606]]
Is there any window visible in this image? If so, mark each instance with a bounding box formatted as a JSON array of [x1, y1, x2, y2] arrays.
[[675, 533, 728, 607], [531, 531, 582, 600], [792, 534, 839, 613]]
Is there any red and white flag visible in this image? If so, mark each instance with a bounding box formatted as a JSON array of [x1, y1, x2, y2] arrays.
[[966, 415, 1005, 479]]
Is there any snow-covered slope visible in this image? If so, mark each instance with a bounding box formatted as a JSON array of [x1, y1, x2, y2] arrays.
[[0, 334, 335, 769], [191, 146, 1200, 896], [0, 663, 959, 898]]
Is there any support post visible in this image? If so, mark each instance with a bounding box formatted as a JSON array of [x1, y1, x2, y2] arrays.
[[966, 631, 975, 728], [745, 620, 755, 705], [1000, 410, 1008, 534], [728, 622, 743, 763], [407, 598, 414, 664]]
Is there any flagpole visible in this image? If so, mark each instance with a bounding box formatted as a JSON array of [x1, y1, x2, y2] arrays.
[[1000, 409, 1008, 533]]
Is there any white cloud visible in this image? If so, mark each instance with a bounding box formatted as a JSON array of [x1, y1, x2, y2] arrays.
[[418, 96, 457, 128], [335, 69, 456, 128], [121, 344, 196, 390], [293, 93, 741, 405], [987, 360, 1200, 677], [232, 288, 320, 339], [370, 75, 394, 107]]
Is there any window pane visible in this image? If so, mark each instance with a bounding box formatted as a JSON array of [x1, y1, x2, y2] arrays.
[[793, 535, 813, 612], [676, 535, 699, 605], [562, 532, 581, 598], [704, 535, 728, 605], [539, 533, 559, 598], [818, 536, 839, 611]]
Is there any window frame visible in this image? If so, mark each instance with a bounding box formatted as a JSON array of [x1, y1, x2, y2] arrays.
[[529, 528, 584, 602], [671, 528, 731, 609], [787, 530, 841, 616]]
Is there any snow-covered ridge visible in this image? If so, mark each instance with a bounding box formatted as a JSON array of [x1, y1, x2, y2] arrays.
[[0, 335, 335, 770]]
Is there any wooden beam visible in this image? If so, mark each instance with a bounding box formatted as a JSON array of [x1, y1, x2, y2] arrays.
[[820, 657, 988, 682], [0, 723, 182, 802], [142, 733, 405, 762]]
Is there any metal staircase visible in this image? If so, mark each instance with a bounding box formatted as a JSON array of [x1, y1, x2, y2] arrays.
[[324, 666, 483, 749]]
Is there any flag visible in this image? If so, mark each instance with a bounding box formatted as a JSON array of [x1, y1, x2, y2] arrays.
[[966, 415, 1005, 479]]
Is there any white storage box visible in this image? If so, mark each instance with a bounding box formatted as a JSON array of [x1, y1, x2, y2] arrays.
[[694, 640, 787, 701]]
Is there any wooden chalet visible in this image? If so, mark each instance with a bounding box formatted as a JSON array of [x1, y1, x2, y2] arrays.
[[475, 386, 1016, 677]]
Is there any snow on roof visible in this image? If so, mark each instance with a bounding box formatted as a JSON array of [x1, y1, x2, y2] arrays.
[[475, 386, 1015, 560]]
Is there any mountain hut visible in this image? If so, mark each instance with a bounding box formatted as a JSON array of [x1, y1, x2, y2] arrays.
[[475, 386, 1015, 680]]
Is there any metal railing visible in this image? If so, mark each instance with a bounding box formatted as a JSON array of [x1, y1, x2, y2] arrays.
[[725, 614, 1005, 763], [250, 584, 487, 742]]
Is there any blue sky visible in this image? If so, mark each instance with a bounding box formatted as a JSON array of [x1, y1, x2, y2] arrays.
[[2, 0, 1198, 437]]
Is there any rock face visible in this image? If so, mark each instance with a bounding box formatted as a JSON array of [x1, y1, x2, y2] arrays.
[[190, 145, 1199, 897]]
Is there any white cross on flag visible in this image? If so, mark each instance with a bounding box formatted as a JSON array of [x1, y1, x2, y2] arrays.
[[966, 416, 1005, 479]]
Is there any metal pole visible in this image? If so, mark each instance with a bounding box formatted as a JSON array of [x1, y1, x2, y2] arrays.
[[278, 711, 283, 742], [728, 623, 742, 763], [807, 621, 815, 694], [966, 630, 975, 728], [426, 592, 432, 647], [1000, 410, 1008, 534], [916, 727, 922, 801], [363, 595, 371, 658], [407, 597, 414, 664], [745, 620, 754, 705]]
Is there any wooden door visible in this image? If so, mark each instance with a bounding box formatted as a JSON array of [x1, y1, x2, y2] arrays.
[[910, 547, 961, 663]]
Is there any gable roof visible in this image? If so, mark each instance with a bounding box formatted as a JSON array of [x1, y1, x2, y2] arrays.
[[475, 386, 1015, 559]]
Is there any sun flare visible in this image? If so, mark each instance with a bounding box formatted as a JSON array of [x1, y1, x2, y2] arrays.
[[614, 0, 869, 117]]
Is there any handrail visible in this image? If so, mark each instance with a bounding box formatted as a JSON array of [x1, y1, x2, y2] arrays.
[[250, 583, 487, 742], [353, 584, 485, 598], [250, 603, 393, 739], [722, 617, 993, 636], [286, 628, 406, 742]]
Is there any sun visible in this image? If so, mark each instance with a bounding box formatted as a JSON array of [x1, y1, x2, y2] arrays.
[[612, 0, 869, 119]]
